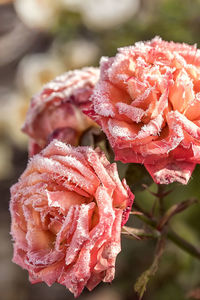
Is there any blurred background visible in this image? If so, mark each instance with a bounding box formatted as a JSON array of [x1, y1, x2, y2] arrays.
[[0, 0, 200, 299]]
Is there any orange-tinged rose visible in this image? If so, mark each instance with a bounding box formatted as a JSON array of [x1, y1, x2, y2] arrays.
[[87, 37, 200, 184], [22, 67, 99, 156], [10, 140, 134, 297]]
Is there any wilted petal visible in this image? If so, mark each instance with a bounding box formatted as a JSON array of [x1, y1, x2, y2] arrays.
[[22, 67, 99, 155]]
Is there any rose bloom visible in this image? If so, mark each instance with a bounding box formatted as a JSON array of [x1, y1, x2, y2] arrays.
[[22, 67, 99, 156], [10, 140, 134, 297], [87, 37, 200, 184]]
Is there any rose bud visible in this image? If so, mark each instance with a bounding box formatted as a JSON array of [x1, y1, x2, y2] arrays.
[[10, 140, 134, 297], [22, 67, 99, 156], [86, 37, 200, 184]]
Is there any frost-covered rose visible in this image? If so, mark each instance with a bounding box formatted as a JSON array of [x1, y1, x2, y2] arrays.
[[22, 67, 99, 156], [87, 37, 200, 184], [10, 140, 134, 297]]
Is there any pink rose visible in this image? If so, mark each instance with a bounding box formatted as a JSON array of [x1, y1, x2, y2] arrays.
[[86, 37, 200, 184], [10, 140, 134, 297], [22, 67, 99, 156]]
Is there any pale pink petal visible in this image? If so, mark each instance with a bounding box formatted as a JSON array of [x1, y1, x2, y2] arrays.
[[22, 67, 99, 155], [65, 203, 95, 265]]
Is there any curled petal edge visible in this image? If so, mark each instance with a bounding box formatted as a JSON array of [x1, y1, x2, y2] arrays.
[[145, 159, 196, 185]]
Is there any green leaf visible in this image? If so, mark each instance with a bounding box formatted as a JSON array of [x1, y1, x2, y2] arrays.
[[126, 163, 153, 192]]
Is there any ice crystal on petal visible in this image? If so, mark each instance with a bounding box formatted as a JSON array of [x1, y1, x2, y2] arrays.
[[10, 140, 134, 296], [87, 37, 200, 184], [23, 67, 100, 156]]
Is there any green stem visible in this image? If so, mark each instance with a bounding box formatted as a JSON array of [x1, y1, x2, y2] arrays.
[[157, 184, 165, 215], [167, 230, 200, 259], [135, 214, 200, 260], [122, 226, 160, 240]]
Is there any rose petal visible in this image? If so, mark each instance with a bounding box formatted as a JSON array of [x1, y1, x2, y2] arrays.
[[145, 159, 196, 184], [10, 140, 134, 296]]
